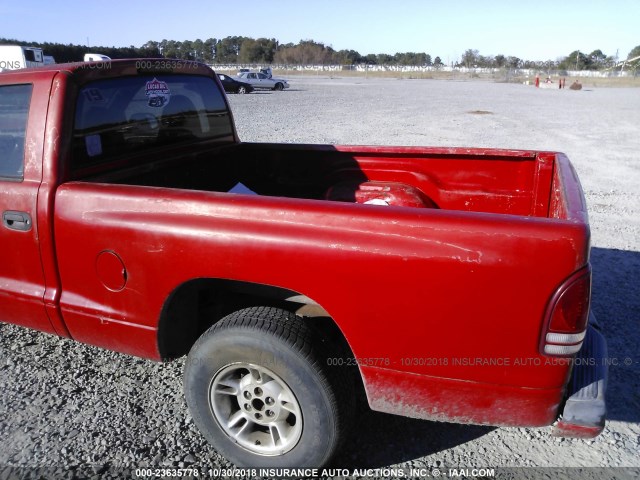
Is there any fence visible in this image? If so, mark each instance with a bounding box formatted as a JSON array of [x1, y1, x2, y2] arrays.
[[210, 64, 637, 78]]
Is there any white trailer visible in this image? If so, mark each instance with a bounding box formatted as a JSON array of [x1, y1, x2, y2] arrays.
[[83, 53, 111, 62], [0, 45, 44, 71]]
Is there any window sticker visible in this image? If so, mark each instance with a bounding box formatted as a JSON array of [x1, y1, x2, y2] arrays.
[[83, 88, 106, 104], [145, 78, 171, 108], [85, 134, 103, 157]]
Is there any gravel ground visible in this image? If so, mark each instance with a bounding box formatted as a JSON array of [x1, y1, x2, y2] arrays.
[[1, 76, 639, 479]]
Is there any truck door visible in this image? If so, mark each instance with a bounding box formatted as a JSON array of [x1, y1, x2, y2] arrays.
[[0, 82, 53, 333]]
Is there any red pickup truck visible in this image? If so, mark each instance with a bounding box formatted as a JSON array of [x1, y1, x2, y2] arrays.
[[0, 60, 607, 468]]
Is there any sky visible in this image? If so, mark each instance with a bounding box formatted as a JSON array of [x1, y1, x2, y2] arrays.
[[1, 0, 638, 63]]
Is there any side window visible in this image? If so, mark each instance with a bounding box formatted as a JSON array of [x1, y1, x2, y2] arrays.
[[24, 50, 36, 62], [0, 84, 32, 180]]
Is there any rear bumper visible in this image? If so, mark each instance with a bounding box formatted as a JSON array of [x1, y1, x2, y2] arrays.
[[553, 313, 608, 438]]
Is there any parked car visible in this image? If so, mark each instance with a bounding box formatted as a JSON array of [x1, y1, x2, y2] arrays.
[[217, 73, 254, 94], [237, 71, 290, 91]]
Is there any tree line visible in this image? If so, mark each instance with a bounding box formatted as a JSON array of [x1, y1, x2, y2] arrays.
[[0, 38, 159, 64], [2, 36, 638, 71], [460, 47, 640, 71], [140, 38, 447, 67]]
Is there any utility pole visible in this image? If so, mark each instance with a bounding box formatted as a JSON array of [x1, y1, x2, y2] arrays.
[[575, 50, 579, 71]]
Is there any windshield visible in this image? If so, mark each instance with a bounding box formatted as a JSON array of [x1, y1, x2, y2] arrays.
[[72, 74, 234, 170]]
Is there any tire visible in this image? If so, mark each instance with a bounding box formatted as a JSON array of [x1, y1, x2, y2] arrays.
[[273, 83, 284, 91], [184, 306, 354, 468], [237, 86, 247, 94]]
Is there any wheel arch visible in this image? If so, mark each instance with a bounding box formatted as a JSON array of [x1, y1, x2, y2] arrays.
[[157, 278, 351, 362]]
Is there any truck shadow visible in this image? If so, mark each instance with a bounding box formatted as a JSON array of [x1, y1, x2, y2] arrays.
[[590, 247, 640, 425], [334, 410, 493, 467]]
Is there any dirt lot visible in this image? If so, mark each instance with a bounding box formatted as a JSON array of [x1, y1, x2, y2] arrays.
[[1, 76, 638, 478], [230, 77, 640, 470]]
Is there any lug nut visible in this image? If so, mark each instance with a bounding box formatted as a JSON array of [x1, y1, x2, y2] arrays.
[[254, 387, 263, 396], [243, 391, 251, 399], [265, 397, 275, 406]]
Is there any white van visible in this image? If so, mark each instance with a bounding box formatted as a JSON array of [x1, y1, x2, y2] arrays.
[[84, 53, 111, 62], [0, 45, 44, 72]]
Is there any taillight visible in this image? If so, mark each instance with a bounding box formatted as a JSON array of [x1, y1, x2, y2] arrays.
[[541, 267, 591, 356]]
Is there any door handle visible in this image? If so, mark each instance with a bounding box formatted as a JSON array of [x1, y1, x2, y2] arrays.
[[3, 211, 32, 231]]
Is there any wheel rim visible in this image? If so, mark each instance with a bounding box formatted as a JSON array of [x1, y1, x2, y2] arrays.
[[238, 86, 246, 94], [209, 363, 303, 456]]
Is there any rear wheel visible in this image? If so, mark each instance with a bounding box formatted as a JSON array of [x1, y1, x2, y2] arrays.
[[184, 306, 354, 467], [237, 86, 247, 94]]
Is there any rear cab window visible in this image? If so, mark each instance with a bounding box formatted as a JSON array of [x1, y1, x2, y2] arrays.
[[72, 74, 234, 172], [0, 84, 32, 181]]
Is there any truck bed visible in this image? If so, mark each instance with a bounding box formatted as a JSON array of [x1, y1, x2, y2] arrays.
[[79, 142, 581, 221]]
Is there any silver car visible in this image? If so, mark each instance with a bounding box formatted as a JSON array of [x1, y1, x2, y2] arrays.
[[236, 72, 290, 91]]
